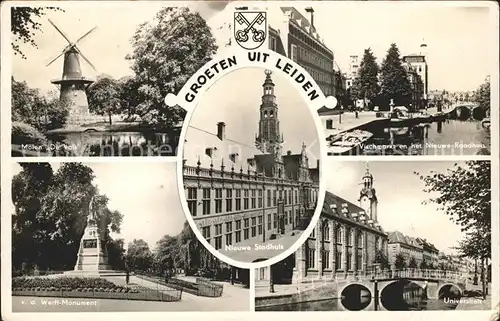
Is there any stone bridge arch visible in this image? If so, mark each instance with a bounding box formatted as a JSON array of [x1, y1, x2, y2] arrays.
[[338, 281, 373, 311], [454, 105, 472, 120], [437, 282, 464, 299]]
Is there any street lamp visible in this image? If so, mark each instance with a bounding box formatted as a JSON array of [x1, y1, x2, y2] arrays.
[[339, 105, 343, 124]]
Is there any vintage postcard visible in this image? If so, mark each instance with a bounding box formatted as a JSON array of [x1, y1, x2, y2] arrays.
[[1, 1, 498, 321]]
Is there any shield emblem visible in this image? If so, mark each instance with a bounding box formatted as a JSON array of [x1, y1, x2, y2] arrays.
[[234, 11, 267, 50]]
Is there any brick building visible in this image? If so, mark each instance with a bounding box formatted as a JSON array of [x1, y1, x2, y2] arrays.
[[403, 62, 424, 111], [387, 231, 424, 267], [256, 166, 388, 286], [183, 70, 320, 262], [402, 54, 428, 104], [268, 7, 335, 97]]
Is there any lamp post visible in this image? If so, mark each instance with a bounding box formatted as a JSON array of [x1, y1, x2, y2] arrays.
[[339, 105, 343, 124]]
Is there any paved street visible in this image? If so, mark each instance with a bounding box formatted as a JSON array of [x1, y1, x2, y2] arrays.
[[324, 111, 378, 137], [12, 276, 250, 312]]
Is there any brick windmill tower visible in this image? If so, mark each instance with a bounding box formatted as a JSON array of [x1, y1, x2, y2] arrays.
[[46, 19, 97, 126]]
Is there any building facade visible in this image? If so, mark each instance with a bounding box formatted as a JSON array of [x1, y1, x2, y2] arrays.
[[387, 231, 423, 267], [256, 166, 388, 286], [403, 62, 424, 111], [402, 54, 428, 103], [183, 71, 320, 261], [268, 7, 335, 97], [416, 238, 439, 266]]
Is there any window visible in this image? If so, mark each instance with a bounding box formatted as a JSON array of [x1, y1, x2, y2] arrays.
[[307, 249, 316, 269], [267, 190, 271, 207], [258, 190, 263, 208], [244, 189, 249, 210], [187, 187, 197, 216], [323, 223, 330, 241], [295, 190, 298, 203], [267, 214, 272, 230], [289, 212, 293, 226], [270, 36, 277, 51], [244, 218, 250, 240], [226, 222, 232, 233], [273, 213, 277, 229], [226, 189, 233, 212], [202, 226, 211, 243], [235, 226, 241, 243], [284, 211, 288, 225], [291, 44, 298, 62], [322, 250, 330, 270], [273, 190, 277, 206], [251, 217, 257, 237], [347, 253, 352, 270], [347, 229, 352, 246], [251, 190, 256, 209], [336, 227, 343, 244], [289, 190, 292, 204], [259, 267, 266, 280], [215, 188, 222, 213], [202, 188, 211, 215], [336, 252, 342, 270], [214, 224, 222, 250], [225, 232, 232, 246], [258, 215, 263, 235], [357, 233, 363, 249], [235, 189, 241, 211]]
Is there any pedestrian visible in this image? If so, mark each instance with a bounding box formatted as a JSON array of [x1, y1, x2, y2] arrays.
[[355, 109, 359, 119]]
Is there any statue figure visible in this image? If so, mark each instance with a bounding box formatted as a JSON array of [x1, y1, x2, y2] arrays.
[[88, 196, 97, 225]]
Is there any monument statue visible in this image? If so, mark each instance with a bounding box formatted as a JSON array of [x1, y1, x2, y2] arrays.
[[67, 194, 113, 276]]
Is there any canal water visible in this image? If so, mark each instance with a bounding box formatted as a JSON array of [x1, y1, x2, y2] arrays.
[[355, 119, 490, 156], [256, 282, 462, 311], [43, 131, 179, 156]]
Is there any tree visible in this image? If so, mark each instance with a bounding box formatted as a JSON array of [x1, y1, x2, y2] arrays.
[[350, 48, 380, 109], [107, 238, 126, 270], [87, 75, 122, 125], [373, 249, 390, 270], [379, 43, 412, 108], [473, 80, 490, 116], [417, 161, 490, 297], [11, 7, 63, 59], [155, 235, 181, 275], [126, 7, 217, 127], [126, 239, 153, 272], [12, 78, 69, 130], [11, 162, 123, 271], [394, 253, 407, 269], [408, 257, 418, 269]]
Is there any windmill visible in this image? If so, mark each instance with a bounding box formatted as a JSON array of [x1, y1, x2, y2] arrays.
[[46, 19, 97, 125]]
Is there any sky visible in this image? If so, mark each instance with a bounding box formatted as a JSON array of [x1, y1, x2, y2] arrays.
[[9, 161, 185, 250], [188, 67, 320, 165], [11, 2, 495, 95], [325, 160, 471, 255]]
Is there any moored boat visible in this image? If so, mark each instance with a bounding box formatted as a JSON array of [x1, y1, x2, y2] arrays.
[[327, 130, 373, 155], [481, 118, 491, 131]]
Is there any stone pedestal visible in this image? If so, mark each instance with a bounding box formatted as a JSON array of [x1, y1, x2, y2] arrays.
[[74, 223, 110, 271]]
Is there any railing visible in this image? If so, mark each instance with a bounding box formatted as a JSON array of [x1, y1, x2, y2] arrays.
[[368, 269, 469, 282]]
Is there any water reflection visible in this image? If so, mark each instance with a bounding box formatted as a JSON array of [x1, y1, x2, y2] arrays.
[[46, 131, 180, 156], [341, 284, 371, 311], [358, 119, 490, 156], [256, 281, 462, 311]]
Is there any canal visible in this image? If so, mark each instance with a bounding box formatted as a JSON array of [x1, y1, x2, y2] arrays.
[[256, 281, 464, 311], [353, 119, 490, 156]]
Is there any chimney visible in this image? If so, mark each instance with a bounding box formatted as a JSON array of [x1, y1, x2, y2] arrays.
[[217, 122, 226, 141], [305, 7, 315, 31], [287, 150, 292, 155]]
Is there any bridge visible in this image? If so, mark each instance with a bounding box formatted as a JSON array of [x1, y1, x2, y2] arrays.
[[447, 102, 487, 121], [337, 268, 469, 311]]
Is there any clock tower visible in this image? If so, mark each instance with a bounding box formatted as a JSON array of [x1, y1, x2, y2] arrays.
[[359, 163, 378, 221]]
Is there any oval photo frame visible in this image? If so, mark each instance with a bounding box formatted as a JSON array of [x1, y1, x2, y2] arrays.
[[171, 48, 335, 269]]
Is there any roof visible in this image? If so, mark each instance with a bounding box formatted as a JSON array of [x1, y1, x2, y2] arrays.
[[183, 125, 264, 171], [320, 191, 386, 235]]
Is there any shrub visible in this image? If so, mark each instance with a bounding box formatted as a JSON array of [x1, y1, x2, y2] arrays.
[[11, 121, 48, 146]]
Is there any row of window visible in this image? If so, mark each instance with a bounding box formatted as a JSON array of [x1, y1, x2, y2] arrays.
[[309, 224, 365, 248], [201, 209, 303, 250], [306, 249, 364, 271], [187, 187, 317, 216], [289, 24, 332, 60], [297, 47, 333, 84]]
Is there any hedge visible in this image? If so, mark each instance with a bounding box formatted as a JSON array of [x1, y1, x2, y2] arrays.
[[11, 122, 47, 146], [12, 277, 182, 302]]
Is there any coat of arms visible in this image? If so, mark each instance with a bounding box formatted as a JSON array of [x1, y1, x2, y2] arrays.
[[234, 11, 267, 50]]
